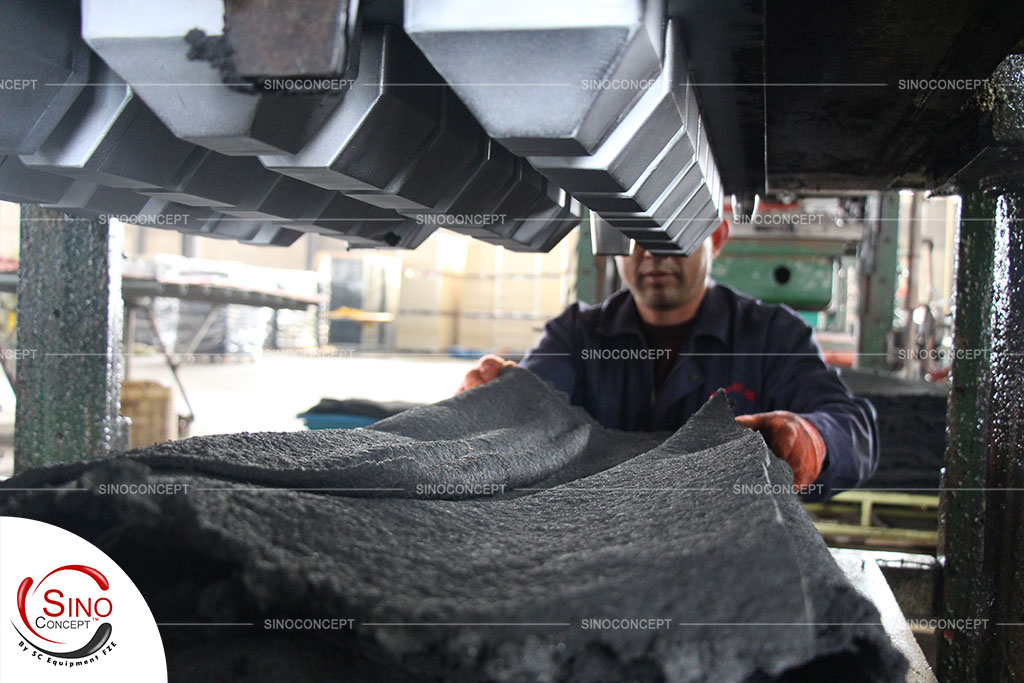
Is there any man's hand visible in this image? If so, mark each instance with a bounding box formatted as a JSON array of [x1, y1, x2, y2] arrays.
[[735, 411, 826, 489], [456, 355, 517, 394]]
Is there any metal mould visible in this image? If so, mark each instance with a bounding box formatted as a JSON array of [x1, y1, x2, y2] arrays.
[[219, 175, 335, 224], [590, 214, 633, 256], [437, 158, 545, 241], [603, 154, 706, 229], [133, 198, 222, 233], [310, 193, 436, 249], [253, 177, 336, 224], [259, 26, 445, 194], [405, 0, 666, 156], [571, 78, 699, 215], [511, 193, 583, 253], [345, 88, 486, 212], [21, 58, 196, 190], [341, 222, 437, 250], [465, 170, 582, 252], [0, 0, 90, 155], [131, 201, 303, 249], [82, 0, 351, 156], [44, 180, 151, 216], [420, 137, 519, 221], [528, 20, 689, 196], [0, 155, 75, 204], [187, 216, 304, 247], [140, 149, 283, 209], [619, 190, 722, 256]]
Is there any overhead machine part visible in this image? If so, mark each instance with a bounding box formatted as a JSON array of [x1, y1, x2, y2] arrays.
[[405, 0, 666, 156], [3, 0, 582, 253], [80, 0, 357, 156], [20, 56, 197, 191], [591, 213, 634, 256], [405, 2, 721, 255], [0, 0, 90, 156], [260, 24, 579, 251], [0, 156, 75, 205]]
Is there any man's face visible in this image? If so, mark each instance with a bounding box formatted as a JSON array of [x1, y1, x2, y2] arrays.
[[615, 240, 712, 311]]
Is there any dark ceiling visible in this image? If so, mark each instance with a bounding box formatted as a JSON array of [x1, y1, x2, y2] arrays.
[[674, 0, 1024, 195]]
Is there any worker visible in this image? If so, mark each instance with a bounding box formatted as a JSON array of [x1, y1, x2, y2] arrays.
[[456, 218, 878, 500]]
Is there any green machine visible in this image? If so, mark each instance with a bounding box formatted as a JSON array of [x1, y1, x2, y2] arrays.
[[711, 237, 853, 327]]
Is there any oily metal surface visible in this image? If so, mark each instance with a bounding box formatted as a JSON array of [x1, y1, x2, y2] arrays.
[[939, 190, 1024, 682], [1, 369, 906, 681]]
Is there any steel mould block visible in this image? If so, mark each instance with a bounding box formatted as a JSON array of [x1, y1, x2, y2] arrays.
[[405, 0, 666, 156], [0, 155, 75, 204], [44, 180, 151, 216], [140, 149, 283, 209], [82, 0, 349, 156], [529, 21, 690, 197], [0, 0, 90, 155], [345, 88, 486, 213], [21, 58, 196, 190], [259, 26, 445, 194]]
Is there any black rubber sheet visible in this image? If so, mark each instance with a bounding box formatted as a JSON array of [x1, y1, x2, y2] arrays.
[[1, 368, 906, 681]]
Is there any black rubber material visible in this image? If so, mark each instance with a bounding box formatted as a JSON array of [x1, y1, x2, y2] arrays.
[[1, 368, 906, 682]]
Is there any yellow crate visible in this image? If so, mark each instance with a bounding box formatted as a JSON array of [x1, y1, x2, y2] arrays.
[[493, 317, 544, 354], [496, 249, 541, 276], [538, 274, 570, 315], [456, 315, 495, 351], [394, 313, 456, 352], [495, 278, 537, 312], [398, 270, 461, 312], [120, 381, 175, 449], [463, 239, 497, 275], [460, 278, 496, 313]]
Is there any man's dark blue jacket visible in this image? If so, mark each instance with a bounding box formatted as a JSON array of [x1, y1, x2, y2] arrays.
[[519, 282, 878, 499]]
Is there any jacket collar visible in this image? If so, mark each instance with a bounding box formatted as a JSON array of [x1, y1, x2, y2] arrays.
[[595, 281, 731, 346]]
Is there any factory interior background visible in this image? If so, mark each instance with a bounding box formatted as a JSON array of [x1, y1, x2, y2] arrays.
[[4, 1, 1024, 680], [0, 192, 959, 451]]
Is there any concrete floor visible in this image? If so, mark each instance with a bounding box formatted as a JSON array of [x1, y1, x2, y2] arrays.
[[0, 354, 477, 476]]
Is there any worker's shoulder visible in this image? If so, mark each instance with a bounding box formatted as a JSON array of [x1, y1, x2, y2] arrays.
[[544, 298, 601, 334], [542, 289, 633, 342]]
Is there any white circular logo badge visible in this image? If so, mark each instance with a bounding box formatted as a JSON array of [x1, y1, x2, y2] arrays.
[[0, 517, 167, 681]]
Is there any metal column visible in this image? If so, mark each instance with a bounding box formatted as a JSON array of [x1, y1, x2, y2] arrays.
[[939, 190, 1024, 682], [14, 206, 127, 472], [858, 191, 900, 371]]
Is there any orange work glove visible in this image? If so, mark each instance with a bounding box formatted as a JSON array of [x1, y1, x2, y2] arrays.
[[456, 355, 517, 394], [735, 411, 826, 489]]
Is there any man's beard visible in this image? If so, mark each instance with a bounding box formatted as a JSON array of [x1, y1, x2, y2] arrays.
[[634, 273, 687, 310], [638, 286, 686, 310]]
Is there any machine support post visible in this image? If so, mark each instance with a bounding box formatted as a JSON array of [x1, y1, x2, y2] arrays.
[[14, 206, 127, 472], [938, 189, 1024, 682], [858, 191, 900, 371]]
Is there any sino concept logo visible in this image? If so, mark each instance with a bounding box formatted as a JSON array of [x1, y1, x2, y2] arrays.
[[0, 517, 166, 681], [14, 564, 115, 661]]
